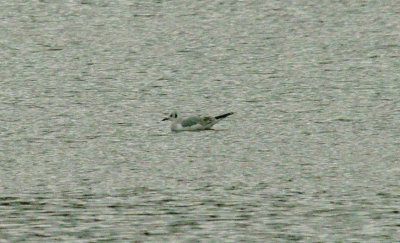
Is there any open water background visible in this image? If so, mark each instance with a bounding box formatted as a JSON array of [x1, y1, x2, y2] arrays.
[[1, 1, 399, 242]]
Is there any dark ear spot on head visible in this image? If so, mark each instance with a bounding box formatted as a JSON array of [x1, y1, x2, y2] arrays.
[[174, 113, 177, 118]]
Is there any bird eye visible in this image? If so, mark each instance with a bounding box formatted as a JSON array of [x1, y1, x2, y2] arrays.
[[174, 113, 177, 118]]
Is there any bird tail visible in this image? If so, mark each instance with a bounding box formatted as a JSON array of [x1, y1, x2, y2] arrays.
[[215, 112, 234, 120]]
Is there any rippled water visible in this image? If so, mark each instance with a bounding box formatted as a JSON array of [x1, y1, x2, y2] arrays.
[[1, 1, 399, 242]]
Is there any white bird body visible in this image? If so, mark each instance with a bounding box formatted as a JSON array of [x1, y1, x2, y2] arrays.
[[162, 111, 234, 132]]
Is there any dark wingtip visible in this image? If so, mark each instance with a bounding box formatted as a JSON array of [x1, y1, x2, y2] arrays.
[[215, 112, 234, 120]]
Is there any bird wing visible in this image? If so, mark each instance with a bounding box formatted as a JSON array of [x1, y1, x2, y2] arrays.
[[200, 116, 217, 127], [181, 116, 202, 127]]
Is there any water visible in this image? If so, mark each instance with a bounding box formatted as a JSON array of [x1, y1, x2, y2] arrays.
[[1, 1, 399, 242]]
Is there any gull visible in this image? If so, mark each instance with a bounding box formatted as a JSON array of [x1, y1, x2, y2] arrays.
[[162, 111, 234, 131]]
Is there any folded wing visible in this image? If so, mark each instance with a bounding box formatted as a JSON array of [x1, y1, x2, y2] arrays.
[[181, 116, 202, 127], [200, 116, 216, 127]]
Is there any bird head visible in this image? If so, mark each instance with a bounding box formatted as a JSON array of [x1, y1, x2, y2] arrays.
[[162, 111, 179, 121]]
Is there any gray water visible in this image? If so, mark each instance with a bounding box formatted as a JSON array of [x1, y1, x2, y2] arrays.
[[1, 1, 399, 242]]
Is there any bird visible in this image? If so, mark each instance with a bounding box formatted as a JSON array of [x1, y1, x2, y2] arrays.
[[162, 111, 234, 131]]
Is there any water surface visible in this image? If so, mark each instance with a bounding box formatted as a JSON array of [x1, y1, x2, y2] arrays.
[[1, 1, 399, 242]]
